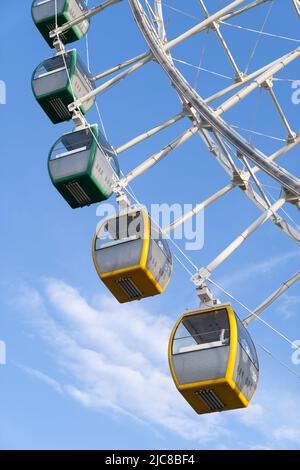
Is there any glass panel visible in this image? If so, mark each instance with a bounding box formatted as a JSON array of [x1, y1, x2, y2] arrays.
[[76, 0, 88, 9], [95, 239, 143, 274], [97, 131, 119, 176], [106, 153, 119, 176], [33, 0, 87, 14], [96, 210, 145, 250], [237, 318, 259, 369], [34, 52, 72, 79], [32, 0, 65, 19], [150, 224, 172, 262], [76, 53, 93, 82], [32, 0, 64, 8], [50, 129, 94, 161], [173, 309, 230, 355]]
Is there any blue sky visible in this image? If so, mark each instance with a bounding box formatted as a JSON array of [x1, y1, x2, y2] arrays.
[[0, 0, 300, 450]]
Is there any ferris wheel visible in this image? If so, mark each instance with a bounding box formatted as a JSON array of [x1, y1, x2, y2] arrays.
[[31, 0, 300, 415]]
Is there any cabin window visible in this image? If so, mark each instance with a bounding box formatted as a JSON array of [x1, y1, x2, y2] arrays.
[[96, 211, 145, 249], [150, 224, 172, 263], [172, 309, 230, 355], [97, 132, 119, 175], [50, 129, 93, 160], [34, 53, 72, 79], [237, 318, 259, 369]]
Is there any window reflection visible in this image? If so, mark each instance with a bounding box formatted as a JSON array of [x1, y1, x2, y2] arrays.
[[173, 309, 230, 355]]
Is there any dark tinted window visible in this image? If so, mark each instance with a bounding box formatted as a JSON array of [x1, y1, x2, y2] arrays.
[[173, 309, 230, 355], [96, 210, 145, 249], [50, 128, 93, 160], [98, 132, 120, 175], [237, 317, 259, 369], [150, 224, 172, 262]]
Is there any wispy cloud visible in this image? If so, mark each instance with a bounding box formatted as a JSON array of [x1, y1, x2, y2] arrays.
[[216, 251, 300, 289], [15, 279, 228, 444], [275, 295, 300, 320], [234, 389, 300, 449], [273, 426, 300, 445], [15, 363, 64, 395], [12, 278, 300, 448]]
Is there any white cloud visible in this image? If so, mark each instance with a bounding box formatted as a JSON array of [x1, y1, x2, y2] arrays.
[[234, 389, 300, 449], [16, 279, 229, 444], [15, 363, 64, 395], [216, 251, 300, 289], [273, 426, 300, 445], [237, 403, 265, 427], [13, 278, 300, 448], [275, 295, 300, 320]]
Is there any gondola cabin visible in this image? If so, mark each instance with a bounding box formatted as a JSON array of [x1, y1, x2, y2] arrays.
[[31, 0, 90, 48], [93, 207, 173, 303], [48, 124, 119, 208], [169, 304, 259, 414], [32, 50, 95, 124]]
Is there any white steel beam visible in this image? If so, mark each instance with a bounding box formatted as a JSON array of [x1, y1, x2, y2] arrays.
[[69, 53, 152, 112], [193, 197, 286, 285], [165, 0, 247, 51], [291, 0, 300, 18], [243, 270, 300, 325], [215, 47, 300, 116], [129, 0, 300, 196], [91, 51, 150, 81], [197, 0, 243, 81], [50, 0, 123, 39], [115, 111, 186, 154], [206, 55, 289, 104], [240, 154, 272, 208], [221, 0, 272, 21], [252, 133, 300, 175], [267, 86, 296, 142], [163, 183, 234, 234], [116, 126, 198, 187]]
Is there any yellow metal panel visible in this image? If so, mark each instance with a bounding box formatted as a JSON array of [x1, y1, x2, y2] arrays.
[[168, 304, 250, 414], [227, 378, 249, 408], [92, 207, 171, 302], [225, 304, 238, 381], [168, 304, 233, 390], [180, 380, 249, 414], [101, 265, 163, 303], [139, 208, 150, 268]]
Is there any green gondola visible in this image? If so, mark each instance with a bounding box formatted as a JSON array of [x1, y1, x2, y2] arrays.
[[32, 50, 95, 124], [31, 0, 90, 48], [48, 124, 120, 208]]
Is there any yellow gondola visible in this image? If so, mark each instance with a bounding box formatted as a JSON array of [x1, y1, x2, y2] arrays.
[[92, 206, 172, 303], [168, 304, 259, 414]]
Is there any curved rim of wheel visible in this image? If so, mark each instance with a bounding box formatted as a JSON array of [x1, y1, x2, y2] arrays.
[[129, 0, 300, 195]]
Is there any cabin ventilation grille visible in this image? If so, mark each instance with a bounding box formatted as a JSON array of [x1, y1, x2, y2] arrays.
[[49, 97, 71, 121], [116, 278, 143, 300], [195, 389, 225, 412], [65, 181, 91, 205]]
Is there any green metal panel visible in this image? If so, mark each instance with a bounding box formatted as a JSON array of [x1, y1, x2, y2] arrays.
[[53, 174, 110, 209], [31, 0, 87, 48], [31, 49, 76, 97], [31, 50, 92, 124], [48, 125, 113, 208], [36, 87, 74, 124]]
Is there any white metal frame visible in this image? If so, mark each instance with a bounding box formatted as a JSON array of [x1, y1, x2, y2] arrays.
[[49, 0, 300, 321]]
